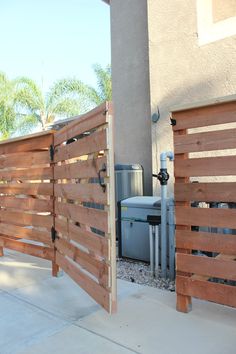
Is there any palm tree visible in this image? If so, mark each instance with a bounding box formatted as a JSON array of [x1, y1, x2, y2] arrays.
[[52, 64, 112, 111]]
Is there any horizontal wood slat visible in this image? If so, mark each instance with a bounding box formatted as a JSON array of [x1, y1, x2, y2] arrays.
[[1, 237, 54, 260], [0, 167, 53, 181], [0, 150, 50, 168], [56, 252, 110, 312], [55, 183, 108, 204], [54, 129, 107, 162], [55, 218, 109, 258], [175, 206, 236, 229], [175, 182, 236, 202], [54, 156, 107, 180], [174, 128, 236, 154], [0, 196, 53, 212], [0, 132, 53, 155], [55, 238, 108, 286], [55, 201, 108, 233], [177, 253, 236, 281], [0, 223, 51, 244], [0, 183, 53, 196], [0, 210, 53, 229], [172, 101, 236, 131], [174, 156, 236, 177], [54, 103, 107, 146], [176, 275, 236, 308], [176, 230, 236, 254]]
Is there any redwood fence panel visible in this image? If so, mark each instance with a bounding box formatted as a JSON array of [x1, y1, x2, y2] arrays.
[[53, 102, 116, 314], [172, 97, 236, 313], [0, 131, 55, 263], [0, 102, 117, 314]]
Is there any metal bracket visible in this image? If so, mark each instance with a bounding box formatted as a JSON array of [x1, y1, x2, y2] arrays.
[[98, 163, 107, 192], [50, 145, 54, 162], [170, 118, 176, 126], [51, 226, 58, 243]]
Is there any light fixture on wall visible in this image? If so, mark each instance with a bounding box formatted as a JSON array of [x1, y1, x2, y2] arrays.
[[152, 107, 160, 123]]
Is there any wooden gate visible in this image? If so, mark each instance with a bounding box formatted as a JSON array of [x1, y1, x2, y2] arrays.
[[0, 131, 55, 264], [0, 102, 117, 313], [172, 97, 236, 312], [53, 102, 116, 313]]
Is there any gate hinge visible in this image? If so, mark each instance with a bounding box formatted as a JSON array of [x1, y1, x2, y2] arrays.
[[170, 117, 176, 126], [50, 144, 55, 162], [51, 226, 58, 243]]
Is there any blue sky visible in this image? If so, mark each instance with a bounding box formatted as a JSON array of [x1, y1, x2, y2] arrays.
[[0, 0, 110, 93]]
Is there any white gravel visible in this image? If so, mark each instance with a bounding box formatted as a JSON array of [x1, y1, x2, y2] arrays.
[[117, 258, 175, 291]]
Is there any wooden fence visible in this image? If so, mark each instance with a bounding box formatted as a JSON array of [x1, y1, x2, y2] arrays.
[[0, 102, 116, 313], [172, 97, 236, 312], [0, 131, 55, 264]]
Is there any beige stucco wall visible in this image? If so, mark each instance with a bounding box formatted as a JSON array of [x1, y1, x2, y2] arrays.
[[109, 0, 152, 195], [147, 0, 236, 195]]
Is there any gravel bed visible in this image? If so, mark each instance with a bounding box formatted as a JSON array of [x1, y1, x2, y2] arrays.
[[117, 258, 175, 292]]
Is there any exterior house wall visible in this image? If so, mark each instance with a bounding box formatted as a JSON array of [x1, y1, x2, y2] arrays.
[[109, 0, 152, 195], [147, 0, 236, 195]]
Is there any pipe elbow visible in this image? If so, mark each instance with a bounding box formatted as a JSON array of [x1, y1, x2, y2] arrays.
[[160, 151, 174, 162]]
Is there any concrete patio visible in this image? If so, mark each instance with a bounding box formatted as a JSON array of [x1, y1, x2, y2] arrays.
[[0, 249, 235, 354]]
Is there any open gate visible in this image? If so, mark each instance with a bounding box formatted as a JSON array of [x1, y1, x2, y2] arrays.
[[0, 102, 117, 314]]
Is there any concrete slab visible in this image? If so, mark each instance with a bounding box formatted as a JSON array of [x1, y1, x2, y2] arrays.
[[78, 283, 236, 354], [0, 250, 51, 291], [19, 325, 136, 354], [0, 250, 236, 354], [0, 291, 67, 354]]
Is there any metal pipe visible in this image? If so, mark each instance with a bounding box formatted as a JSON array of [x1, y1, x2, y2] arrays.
[[168, 198, 175, 281], [159, 151, 174, 278], [149, 225, 154, 275], [154, 225, 159, 277]]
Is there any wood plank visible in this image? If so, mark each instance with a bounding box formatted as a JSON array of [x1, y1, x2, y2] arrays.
[[54, 102, 107, 146], [54, 129, 107, 163], [175, 182, 236, 202], [174, 156, 236, 177], [174, 128, 236, 154], [0, 151, 50, 168], [176, 230, 236, 255], [0, 167, 53, 181], [1, 237, 54, 260], [56, 252, 110, 312], [55, 218, 109, 258], [55, 238, 108, 286], [54, 156, 108, 180], [0, 196, 53, 212], [0, 132, 53, 154], [0, 210, 53, 229], [176, 275, 236, 308], [54, 183, 108, 204], [0, 183, 53, 196], [55, 201, 108, 233], [175, 206, 236, 229], [0, 223, 51, 244], [177, 253, 236, 281], [172, 101, 236, 131]]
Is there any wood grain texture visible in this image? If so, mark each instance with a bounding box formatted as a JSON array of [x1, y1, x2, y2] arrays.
[[0, 196, 53, 212], [0, 150, 50, 169], [55, 218, 109, 258], [0, 210, 53, 229], [54, 129, 107, 162], [0, 183, 53, 196], [0, 167, 53, 181], [175, 206, 236, 229], [174, 128, 236, 153], [54, 183, 108, 204], [54, 156, 107, 180], [175, 182, 236, 202], [177, 253, 236, 281], [0, 223, 51, 244], [174, 156, 236, 177], [56, 252, 110, 312], [176, 230, 236, 254], [54, 102, 107, 146], [55, 201, 108, 233], [176, 275, 236, 308], [172, 101, 236, 131]]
